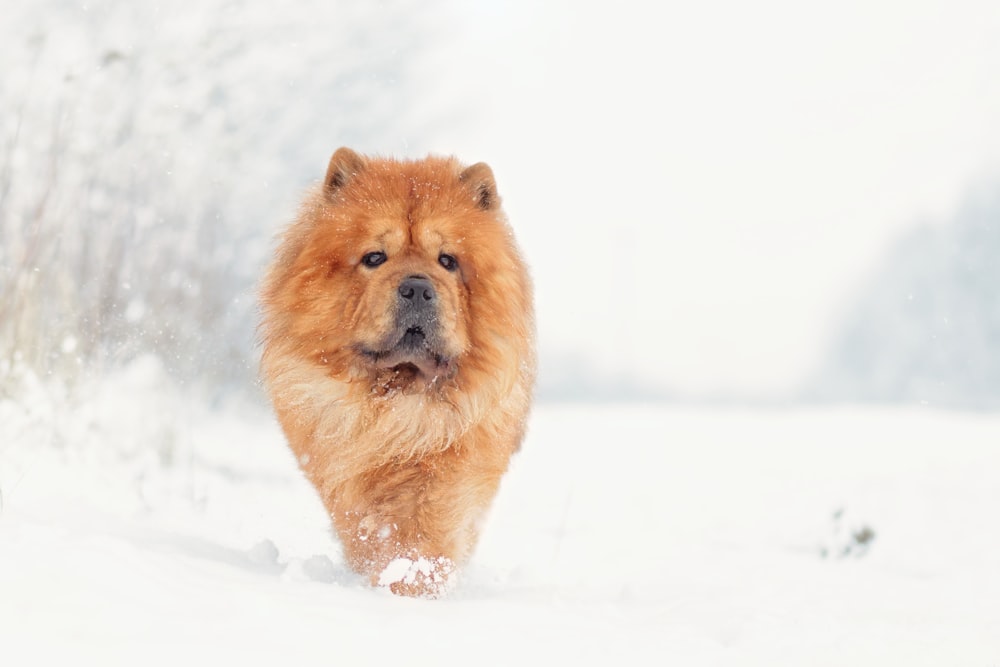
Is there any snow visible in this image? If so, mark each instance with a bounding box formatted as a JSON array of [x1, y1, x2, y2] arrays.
[[2, 368, 999, 665], [4, 3, 999, 662]]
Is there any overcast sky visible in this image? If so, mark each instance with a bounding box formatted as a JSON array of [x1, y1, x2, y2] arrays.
[[395, 0, 1000, 397]]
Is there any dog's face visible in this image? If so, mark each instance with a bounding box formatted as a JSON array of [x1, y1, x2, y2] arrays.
[[340, 212, 470, 391], [264, 149, 524, 395]]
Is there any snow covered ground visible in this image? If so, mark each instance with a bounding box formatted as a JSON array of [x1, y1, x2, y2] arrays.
[[2, 362, 999, 665]]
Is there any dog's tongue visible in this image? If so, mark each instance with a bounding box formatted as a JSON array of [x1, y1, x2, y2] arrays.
[[386, 353, 439, 380], [389, 362, 421, 384]]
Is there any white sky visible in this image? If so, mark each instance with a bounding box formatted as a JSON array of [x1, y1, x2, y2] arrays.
[[415, 0, 1000, 397]]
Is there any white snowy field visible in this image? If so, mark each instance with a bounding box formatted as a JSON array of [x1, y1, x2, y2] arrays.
[[1, 362, 999, 665]]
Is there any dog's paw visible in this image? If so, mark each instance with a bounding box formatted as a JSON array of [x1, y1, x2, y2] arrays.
[[377, 555, 455, 598]]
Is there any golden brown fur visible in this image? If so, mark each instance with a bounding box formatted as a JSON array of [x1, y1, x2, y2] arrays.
[[259, 148, 534, 597]]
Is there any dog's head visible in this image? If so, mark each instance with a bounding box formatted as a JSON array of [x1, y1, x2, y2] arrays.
[[263, 148, 529, 396]]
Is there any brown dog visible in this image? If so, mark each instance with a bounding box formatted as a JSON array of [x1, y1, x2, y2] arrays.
[[259, 148, 535, 597]]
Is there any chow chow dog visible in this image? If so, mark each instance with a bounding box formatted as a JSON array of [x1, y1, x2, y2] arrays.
[[260, 148, 534, 597]]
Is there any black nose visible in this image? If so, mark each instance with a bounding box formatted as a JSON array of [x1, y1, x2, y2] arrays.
[[398, 276, 435, 303]]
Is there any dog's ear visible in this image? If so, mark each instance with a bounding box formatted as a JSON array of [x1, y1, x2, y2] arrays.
[[324, 147, 366, 195], [459, 162, 499, 211]]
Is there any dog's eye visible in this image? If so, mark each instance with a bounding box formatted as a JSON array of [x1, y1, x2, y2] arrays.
[[438, 253, 458, 272], [361, 251, 387, 268]]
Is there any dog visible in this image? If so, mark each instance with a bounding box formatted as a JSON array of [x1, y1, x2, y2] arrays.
[[259, 148, 534, 596]]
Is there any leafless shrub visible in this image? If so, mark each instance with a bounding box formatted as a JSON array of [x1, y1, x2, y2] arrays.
[[0, 0, 439, 399]]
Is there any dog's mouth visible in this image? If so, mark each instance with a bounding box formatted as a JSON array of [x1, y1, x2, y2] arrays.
[[360, 327, 452, 383]]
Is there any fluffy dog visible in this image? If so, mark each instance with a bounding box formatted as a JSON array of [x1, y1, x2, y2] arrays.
[[259, 148, 534, 597]]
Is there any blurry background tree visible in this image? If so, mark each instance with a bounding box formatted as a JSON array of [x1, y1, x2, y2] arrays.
[[809, 185, 1000, 409], [0, 0, 440, 397]]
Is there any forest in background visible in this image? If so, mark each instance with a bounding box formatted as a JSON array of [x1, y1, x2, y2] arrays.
[[0, 0, 439, 398], [3, 0, 998, 409]]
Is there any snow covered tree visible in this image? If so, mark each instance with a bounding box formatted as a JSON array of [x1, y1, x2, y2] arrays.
[[809, 183, 1000, 408], [0, 0, 440, 396]]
